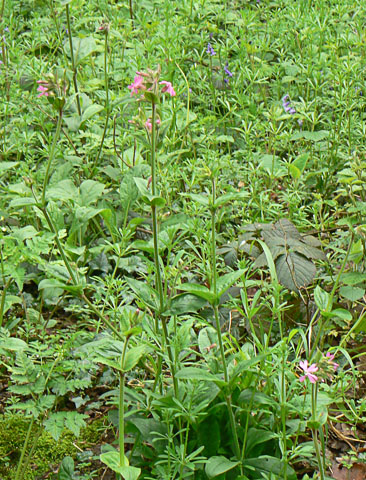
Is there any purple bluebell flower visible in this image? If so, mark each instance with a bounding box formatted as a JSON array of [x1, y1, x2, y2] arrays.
[[4, 27, 9, 32], [207, 43, 216, 56], [224, 62, 233, 78], [282, 94, 296, 114]]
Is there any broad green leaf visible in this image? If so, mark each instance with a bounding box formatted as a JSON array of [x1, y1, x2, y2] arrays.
[[291, 130, 329, 142], [164, 293, 207, 316], [123, 345, 147, 372], [331, 308, 352, 321], [118, 466, 141, 480], [244, 456, 296, 479], [257, 154, 286, 177], [205, 456, 240, 478], [125, 277, 158, 310], [216, 270, 245, 298], [100, 450, 140, 479], [9, 197, 37, 208], [0, 337, 28, 352], [64, 36, 97, 66], [69, 206, 106, 235], [314, 286, 331, 311], [340, 272, 366, 286], [38, 279, 83, 295], [214, 192, 248, 208], [289, 164, 301, 179], [93, 356, 122, 371], [120, 175, 139, 214], [292, 152, 309, 173], [276, 252, 316, 291], [81, 104, 103, 123], [0, 162, 19, 175], [339, 286, 365, 302], [185, 193, 210, 206], [3, 295, 22, 315], [197, 418, 221, 457], [46, 179, 78, 202], [178, 283, 217, 303], [134, 177, 166, 208], [245, 428, 277, 456], [57, 456, 75, 480], [80, 180, 105, 206]]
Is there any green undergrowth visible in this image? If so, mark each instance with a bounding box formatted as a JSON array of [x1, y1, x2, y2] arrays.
[[0, 414, 106, 479]]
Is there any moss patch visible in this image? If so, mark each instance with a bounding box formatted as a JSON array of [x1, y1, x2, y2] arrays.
[[0, 414, 107, 479]]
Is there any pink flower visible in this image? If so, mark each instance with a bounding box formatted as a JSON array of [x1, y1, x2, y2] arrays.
[[128, 75, 145, 96], [160, 81, 176, 97], [299, 360, 318, 384], [145, 118, 161, 132], [326, 352, 339, 371], [37, 85, 50, 97]]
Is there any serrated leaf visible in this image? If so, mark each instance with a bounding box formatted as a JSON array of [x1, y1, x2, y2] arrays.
[[44, 412, 65, 441], [276, 253, 316, 291], [64, 411, 88, 437], [205, 456, 239, 478]]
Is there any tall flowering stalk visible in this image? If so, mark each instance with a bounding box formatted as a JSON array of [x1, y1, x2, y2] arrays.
[[127, 67, 177, 391], [298, 352, 339, 480]]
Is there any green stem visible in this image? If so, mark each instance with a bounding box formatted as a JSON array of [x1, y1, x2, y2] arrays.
[[119, 337, 130, 468], [15, 416, 35, 480], [311, 383, 325, 480], [0, 277, 11, 328], [150, 103, 164, 316], [149, 101, 177, 395], [211, 176, 241, 466], [42, 110, 63, 206], [90, 29, 110, 178], [310, 232, 354, 357], [65, 4, 81, 116], [0, 0, 5, 19]]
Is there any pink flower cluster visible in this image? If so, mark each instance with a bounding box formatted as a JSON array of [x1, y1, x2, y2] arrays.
[[299, 352, 339, 384], [127, 74, 176, 97], [299, 360, 318, 384], [37, 80, 50, 97], [145, 117, 161, 132]]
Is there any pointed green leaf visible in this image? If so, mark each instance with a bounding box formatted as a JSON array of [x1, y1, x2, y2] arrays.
[[205, 456, 240, 479], [216, 270, 245, 298], [125, 277, 158, 309], [123, 345, 147, 372], [179, 283, 217, 303], [314, 286, 331, 312]]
